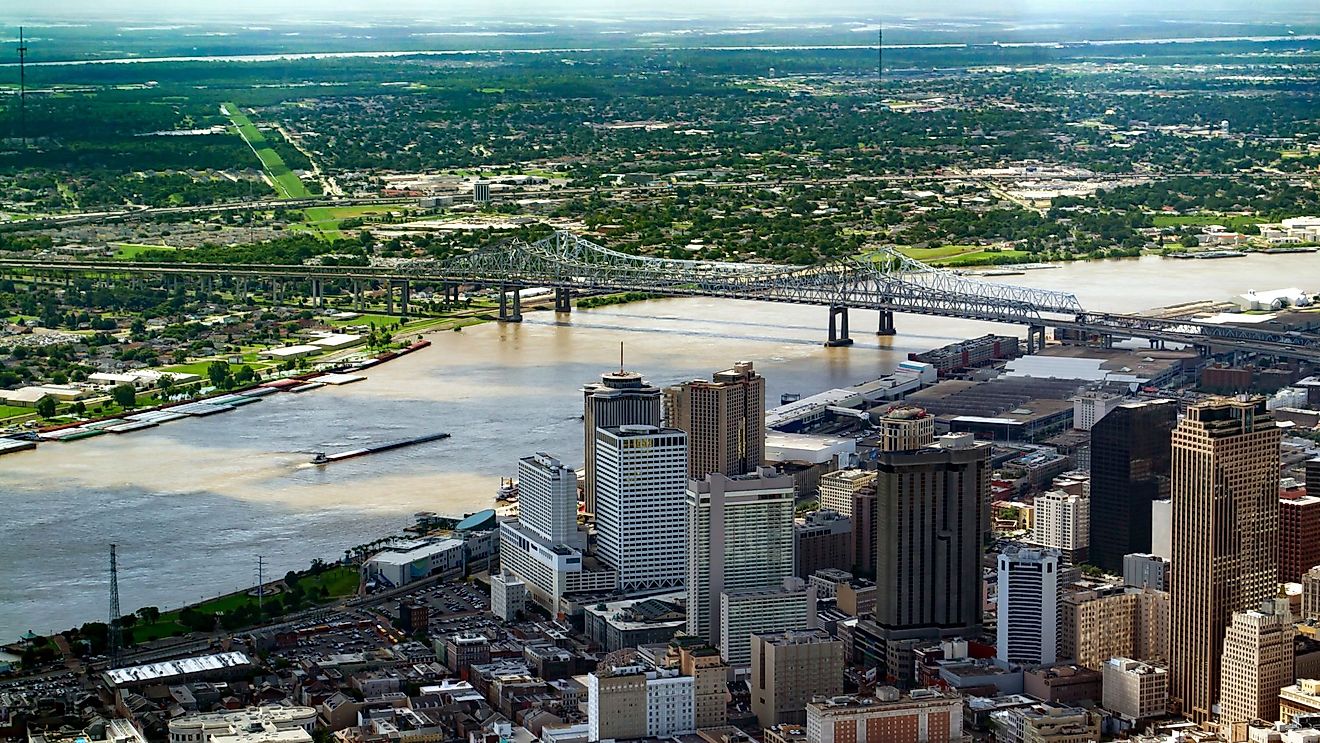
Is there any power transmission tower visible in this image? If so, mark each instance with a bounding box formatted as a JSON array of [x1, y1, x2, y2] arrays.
[[108, 544, 123, 667], [17, 26, 28, 146], [256, 555, 265, 615]]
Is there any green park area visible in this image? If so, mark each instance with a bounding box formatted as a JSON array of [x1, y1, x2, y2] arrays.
[[113, 243, 178, 259], [294, 205, 402, 240], [1150, 213, 1267, 230], [222, 103, 312, 199], [893, 244, 1033, 267], [128, 565, 359, 643]]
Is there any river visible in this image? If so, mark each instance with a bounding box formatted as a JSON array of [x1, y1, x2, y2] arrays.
[[3, 253, 1318, 637]]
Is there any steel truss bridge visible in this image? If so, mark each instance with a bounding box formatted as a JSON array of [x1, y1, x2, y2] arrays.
[[2, 230, 1317, 361]]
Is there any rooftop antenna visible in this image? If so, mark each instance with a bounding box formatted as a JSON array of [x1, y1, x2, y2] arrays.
[[17, 26, 28, 146], [108, 544, 123, 668]]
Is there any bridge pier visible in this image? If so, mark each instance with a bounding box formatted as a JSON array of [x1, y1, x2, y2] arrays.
[[554, 287, 572, 313], [825, 306, 853, 347], [311, 278, 324, 308], [1027, 324, 1047, 354], [498, 285, 523, 323], [876, 309, 896, 336], [386, 283, 395, 315], [399, 280, 410, 318], [1148, 338, 1166, 350]]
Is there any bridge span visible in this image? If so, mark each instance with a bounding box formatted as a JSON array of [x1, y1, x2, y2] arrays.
[[2, 230, 1317, 362]]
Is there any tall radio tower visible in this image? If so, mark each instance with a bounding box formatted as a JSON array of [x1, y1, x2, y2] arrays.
[[877, 27, 884, 97], [17, 27, 28, 146], [108, 544, 123, 667]]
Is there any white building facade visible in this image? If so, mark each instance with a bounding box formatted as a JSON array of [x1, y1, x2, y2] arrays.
[[594, 425, 688, 592], [996, 546, 1061, 667]]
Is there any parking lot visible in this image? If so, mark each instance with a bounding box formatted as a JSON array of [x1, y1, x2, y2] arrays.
[[372, 580, 489, 631]]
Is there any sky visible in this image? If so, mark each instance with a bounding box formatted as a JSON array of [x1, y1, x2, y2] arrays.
[[9, 0, 1320, 22]]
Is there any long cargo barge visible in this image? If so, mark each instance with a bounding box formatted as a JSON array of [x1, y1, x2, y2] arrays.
[[311, 432, 451, 465]]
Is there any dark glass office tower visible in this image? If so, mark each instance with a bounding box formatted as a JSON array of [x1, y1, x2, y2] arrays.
[[1088, 399, 1177, 573]]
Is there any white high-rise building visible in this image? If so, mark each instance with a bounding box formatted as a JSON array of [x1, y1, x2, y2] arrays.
[[594, 425, 688, 593], [498, 452, 614, 615], [1031, 490, 1089, 563], [518, 452, 580, 548], [687, 470, 797, 646], [997, 546, 1060, 667], [720, 578, 818, 666]]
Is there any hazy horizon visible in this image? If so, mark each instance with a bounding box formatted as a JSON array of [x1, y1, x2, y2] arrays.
[[5, 0, 1320, 23]]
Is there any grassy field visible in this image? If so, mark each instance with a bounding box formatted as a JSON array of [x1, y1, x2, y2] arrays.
[[129, 565, 359, 643], [223, 103, 312, 199], [892, 244, 1034, 267], [0, 404, 36, 421], [114, 243, 178, 259], [297, 205, 401, 240], [1151, 214, 1267, 229]]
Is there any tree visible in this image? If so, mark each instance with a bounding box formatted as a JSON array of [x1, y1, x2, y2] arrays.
[[207, 360, 232, 389], [111, 384, 137, 409], [36, 396, 56, 418], [137, 606, 161, 624]]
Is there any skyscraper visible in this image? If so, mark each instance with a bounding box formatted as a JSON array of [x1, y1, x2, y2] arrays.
[[996, 546, 1061, 667], [1089, 399, 1177, 573], [664, 361, 766, 480], [1169, 397, 1282, 725], [687, 470, 797, 646], [1218, 598, 1294, 734], [594, 425, 688, 593], [866, 433, 989, 681], [583, 370, 662, 514], [517, 452, 579, 547], [751, 629, 845, 729]]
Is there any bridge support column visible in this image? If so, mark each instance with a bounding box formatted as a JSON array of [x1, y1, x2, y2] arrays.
[[386, 283, 395, 315], [554, 287, 572, 313], [270, 279, 281, 304], [1148, 338, 1166, 350], [876, 309, 896, 336], [1027, 325, 1047, 354], [498, 285, 508, 320], [399, 280, 410, 318], [825, 306, 853, 347], [510, 287, 522, 322], [311, 278, 324, 308]]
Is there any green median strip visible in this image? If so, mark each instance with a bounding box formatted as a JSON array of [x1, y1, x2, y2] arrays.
[[222, 102, 311, 199]]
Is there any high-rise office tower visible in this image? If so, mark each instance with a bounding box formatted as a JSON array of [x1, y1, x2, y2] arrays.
[[583, 370, 662, 514], [867, 433, 990, 680], [1089, 399, 1177, 574], [1169, 397, 1282, 725], [1218, 598, 1294, 734], [664, 361, 766, 480], [875, 406, 935, 452], [1280, 488, 1320, 583], [594, 425, 688, 593], [1306, 457, 1320, 493], [517, 452, 580, 547], [687, 470, 797, 646], [996, 546, 1061, 667]]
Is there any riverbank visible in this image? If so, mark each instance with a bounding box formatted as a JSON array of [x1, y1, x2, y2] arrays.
[[3, 252, 1317, 635]]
